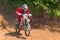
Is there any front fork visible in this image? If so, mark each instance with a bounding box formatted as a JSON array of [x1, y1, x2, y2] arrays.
[[24, 19, 31, 30]]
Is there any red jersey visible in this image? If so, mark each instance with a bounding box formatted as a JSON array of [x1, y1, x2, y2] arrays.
[[16, 7, 30, 22]]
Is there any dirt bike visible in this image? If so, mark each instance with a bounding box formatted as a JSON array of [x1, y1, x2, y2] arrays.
[[16, 13, 31, 36]]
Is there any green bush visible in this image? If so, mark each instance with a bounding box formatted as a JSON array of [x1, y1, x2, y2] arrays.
[[0, 0, 60, 18]]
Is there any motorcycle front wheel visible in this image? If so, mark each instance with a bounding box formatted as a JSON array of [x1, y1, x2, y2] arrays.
[[25, 29, 30, 36]]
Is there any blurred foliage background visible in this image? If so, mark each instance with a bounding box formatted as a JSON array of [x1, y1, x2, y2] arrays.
[[0, 0, 60, 18]]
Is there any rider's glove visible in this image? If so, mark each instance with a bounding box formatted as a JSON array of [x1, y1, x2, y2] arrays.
[[28, 14, 32, 16]]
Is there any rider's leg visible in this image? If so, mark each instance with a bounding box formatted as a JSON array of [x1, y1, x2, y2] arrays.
[[16, 19, 19, 29], [16, 18, 22, 33]]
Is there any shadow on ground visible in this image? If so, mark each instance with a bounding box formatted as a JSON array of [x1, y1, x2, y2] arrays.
[[5, 32, 26, 40]]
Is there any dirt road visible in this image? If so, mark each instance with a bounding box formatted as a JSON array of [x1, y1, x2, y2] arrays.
[[0, 28, 60, 40], [0, 13, 60, 40]]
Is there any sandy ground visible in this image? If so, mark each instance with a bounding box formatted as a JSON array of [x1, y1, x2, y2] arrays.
[[0, 13, 60, 40], [0, 28, 60, 40]]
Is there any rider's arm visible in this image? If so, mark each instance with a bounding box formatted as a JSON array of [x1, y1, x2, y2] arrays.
[[26, 9, 32, 16], [16, 7, 22, 15], [16, 11, 22, 15]]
